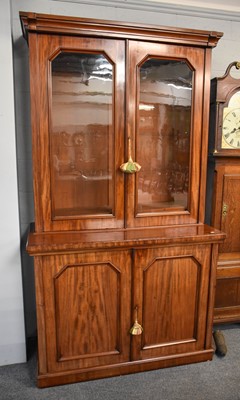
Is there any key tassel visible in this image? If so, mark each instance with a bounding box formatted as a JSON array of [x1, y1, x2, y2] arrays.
[[120, 156, 141, 174], [130, 306, 143, 335], [130, 320, 143, 335], [120, 137, 141, 174]]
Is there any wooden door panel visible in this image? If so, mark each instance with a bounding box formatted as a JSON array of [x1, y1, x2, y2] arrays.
[[132, 245, 211, 360], [55, 263, 120, 360], [143, 256, 198, 345], [41, 250, 131, 372], [220, 173, 240, 253], [215, 278, 240, 308], [214, 255, 240, 323]]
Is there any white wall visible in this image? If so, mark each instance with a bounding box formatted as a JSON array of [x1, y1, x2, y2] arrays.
[[5, 0, 240, 365], [0, 0, 26, 366]]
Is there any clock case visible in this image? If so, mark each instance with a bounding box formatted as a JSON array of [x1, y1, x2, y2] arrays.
[[208, 61, 240, 324]]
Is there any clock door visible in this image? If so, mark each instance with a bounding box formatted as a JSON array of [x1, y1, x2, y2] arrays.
[[30, 34, 125, 232], [219, 167, 240, 253], [125, 41, 207, 228]]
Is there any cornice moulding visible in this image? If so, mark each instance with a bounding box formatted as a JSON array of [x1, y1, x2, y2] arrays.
[[53, 0, 240, 21]]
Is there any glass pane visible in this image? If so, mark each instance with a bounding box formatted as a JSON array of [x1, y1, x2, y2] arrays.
[[137, 59, 192, 214], [50, 52, 114, 218]]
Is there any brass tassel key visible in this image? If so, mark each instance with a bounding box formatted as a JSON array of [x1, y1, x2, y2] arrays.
[[130, 306, 143, 335], [120, 137, 141, 174]]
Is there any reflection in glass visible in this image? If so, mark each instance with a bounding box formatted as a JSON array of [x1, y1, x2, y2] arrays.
[[137, 59, 192, 214], [50, 52, 114, 218]]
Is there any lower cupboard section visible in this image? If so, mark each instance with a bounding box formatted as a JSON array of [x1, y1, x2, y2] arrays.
[[33, 243, 217, 387]]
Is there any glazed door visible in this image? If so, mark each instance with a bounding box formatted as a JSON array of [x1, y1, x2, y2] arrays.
[[131, 245, 211, 360], [30, 34, 125, 232], [39, 250, 132, 373], [125, 41, 206, 227]]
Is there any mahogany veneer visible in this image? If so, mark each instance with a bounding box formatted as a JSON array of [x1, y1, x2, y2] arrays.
[[20, 11, 224, 387]]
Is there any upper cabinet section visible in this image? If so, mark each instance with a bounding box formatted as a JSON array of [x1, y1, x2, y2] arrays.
[[20, 12, 222, 232]]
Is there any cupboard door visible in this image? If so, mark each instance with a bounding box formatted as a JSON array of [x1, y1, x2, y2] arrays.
[[125, 41, 207, 227], [30, 34, 125, 231], [38, 250, 131, 373], [131, 245, 211, 360]]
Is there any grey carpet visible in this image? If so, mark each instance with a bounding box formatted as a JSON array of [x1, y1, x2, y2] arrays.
[[0, 325, 239, 400]]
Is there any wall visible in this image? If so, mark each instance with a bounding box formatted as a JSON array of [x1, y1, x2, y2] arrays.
[[10, 0, 240, 353], [0, 0, 26, 366]]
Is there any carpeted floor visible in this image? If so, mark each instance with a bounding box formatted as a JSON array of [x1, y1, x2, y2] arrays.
[[0, 325, 239, 400]]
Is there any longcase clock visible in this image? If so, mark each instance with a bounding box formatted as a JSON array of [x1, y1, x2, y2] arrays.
[[209, 61, 240, 323]]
